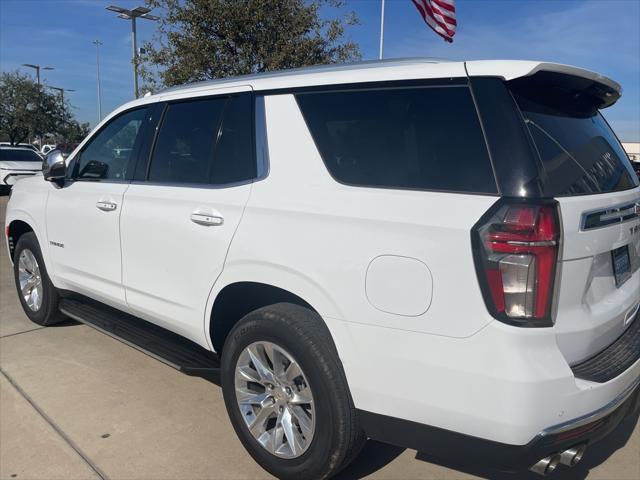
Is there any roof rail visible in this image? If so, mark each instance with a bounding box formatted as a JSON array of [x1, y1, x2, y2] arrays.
[[157, 57, 452, 95]]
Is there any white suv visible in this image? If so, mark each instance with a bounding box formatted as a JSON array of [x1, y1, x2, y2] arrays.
[[5, 59, 640, 479]]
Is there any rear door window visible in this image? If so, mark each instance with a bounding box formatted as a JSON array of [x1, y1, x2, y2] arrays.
[[148, 94, 255, 185], [510, 80, 638, 196], [296, 85, 497, 194]]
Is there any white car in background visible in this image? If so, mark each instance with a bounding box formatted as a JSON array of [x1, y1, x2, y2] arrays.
[[0, 142, 41, 155], [0, 146, 43, 194], [41, 144, 57, 155]]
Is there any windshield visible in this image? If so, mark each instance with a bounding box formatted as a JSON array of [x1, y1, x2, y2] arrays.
[[0, 149, 42, 162], [510, 79, 638, 196]]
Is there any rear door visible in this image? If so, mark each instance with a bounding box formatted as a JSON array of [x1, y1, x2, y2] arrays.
[[508, 74, 640, 364], [120, 89, 255, 342]]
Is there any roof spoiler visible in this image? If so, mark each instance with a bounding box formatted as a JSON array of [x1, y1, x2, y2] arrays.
[[465, 61, 621, 109]]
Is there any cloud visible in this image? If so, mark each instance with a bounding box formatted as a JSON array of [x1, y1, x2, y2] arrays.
[[41, 28, 78, 39]]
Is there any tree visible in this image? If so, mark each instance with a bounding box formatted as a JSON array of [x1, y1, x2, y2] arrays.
[[0, 71, 88, 145], [140, 0, 360, 90], [0, 71, 63, 145], [57, 117, 91, 144]]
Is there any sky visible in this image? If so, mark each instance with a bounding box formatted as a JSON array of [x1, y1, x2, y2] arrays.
[[0, 0, 639, 141]]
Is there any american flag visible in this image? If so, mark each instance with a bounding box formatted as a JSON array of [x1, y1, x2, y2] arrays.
[[411, 0, 457, 43]]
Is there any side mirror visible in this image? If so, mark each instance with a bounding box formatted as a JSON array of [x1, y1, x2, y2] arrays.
[[43, 150, 67, 186]]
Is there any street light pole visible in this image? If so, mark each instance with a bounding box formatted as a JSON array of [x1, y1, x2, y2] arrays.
[[131, 16, 138, 98], [106, 5, 159, 99], [47, 86, 75, 144], [22, 64, 54, 85], [47, 86, 75, 104], [93, 40, 103, 122], [22, 64, 54, 147], [379, 0, 385, 60]]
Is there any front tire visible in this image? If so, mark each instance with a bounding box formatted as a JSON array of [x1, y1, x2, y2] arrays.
[[221, 303, 365, 479], [13, 232, 65, 326]]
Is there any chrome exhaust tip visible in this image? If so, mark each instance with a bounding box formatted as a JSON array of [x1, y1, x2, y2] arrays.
[[530, 455, 561, 476], [559, 445, 586, 466]]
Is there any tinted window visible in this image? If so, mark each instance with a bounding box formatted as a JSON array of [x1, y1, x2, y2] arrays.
[[75, 108, 148, 180], [148, 95, 255, 185], [0, 149, 41, 162], [296, 86, 497, 193], [210, 94, 254, 184], [511, 81, 638, 196]]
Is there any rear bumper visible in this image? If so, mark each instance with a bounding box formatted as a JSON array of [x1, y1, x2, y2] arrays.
[[359, 378, 640, 472], [333, 311, 640, 447], [571, 310, 640, 382]]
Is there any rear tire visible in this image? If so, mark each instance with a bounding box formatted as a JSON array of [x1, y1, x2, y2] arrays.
[[13, 232, 65, 326], [221, 303, 365, 479]]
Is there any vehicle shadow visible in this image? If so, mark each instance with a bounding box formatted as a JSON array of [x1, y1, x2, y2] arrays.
[[199, 370, 222, 387], [336, 409, 639, 479], [50, 318, 81, 327], [334, 440, 405, 479]]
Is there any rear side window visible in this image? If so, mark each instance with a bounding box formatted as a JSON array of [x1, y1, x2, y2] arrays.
[[148, 94, 255, 185], [296, 86, 497, 194], [510, 75, 638, 196]]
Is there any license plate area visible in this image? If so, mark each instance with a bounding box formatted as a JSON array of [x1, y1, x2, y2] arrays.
[[612, 245, 632, 287]]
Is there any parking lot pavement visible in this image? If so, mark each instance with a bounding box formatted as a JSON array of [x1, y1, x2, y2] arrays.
[[1, 195, 639, 480]]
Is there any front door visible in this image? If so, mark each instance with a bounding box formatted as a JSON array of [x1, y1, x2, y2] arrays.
[[46, 106, 151, 305]]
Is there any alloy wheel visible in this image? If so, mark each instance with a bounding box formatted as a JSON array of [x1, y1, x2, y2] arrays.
[[234, 341, 315, 459], [18, 249, 43, 311]]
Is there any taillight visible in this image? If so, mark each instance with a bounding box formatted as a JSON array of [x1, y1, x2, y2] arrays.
[[472, 199, 560, 327]]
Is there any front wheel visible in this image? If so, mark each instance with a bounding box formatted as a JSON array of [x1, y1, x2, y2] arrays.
[[221, 303, 365, 479], [13, 232, 65, 326]]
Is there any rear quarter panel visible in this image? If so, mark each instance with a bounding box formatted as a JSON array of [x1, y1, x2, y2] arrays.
[[216, 93, 497, 341]]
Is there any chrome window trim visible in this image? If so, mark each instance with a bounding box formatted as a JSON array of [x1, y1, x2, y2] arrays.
[[128, 179, 254, 190]]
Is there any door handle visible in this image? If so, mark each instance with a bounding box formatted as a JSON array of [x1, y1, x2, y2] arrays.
[[190, 212, 224, 226], [96, 201, 117, 212]]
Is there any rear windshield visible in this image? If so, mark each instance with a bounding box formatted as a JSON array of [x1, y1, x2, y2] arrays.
[[0, 149, 41, 162], [510, 82, 638, 196], [296, 85, 498, 194]]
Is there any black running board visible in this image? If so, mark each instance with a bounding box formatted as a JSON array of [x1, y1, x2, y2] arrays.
[[58, 297, 220, 376]]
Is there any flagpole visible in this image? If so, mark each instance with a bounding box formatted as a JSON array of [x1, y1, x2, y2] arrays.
[[379, 0, 385, 59]]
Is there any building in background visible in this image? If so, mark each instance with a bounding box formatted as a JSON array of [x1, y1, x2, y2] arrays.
[[622, 142, 640, 163]]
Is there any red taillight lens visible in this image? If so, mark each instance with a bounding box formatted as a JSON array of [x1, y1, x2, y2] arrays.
[[472, 199, 560, 326]]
